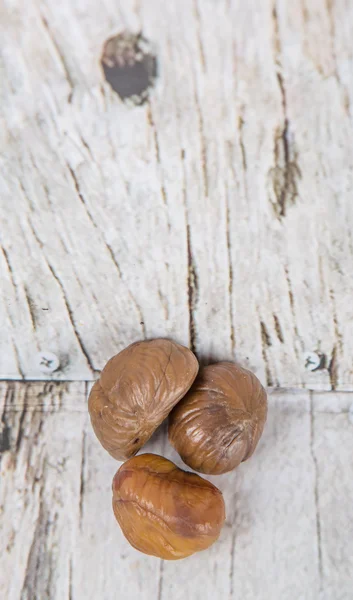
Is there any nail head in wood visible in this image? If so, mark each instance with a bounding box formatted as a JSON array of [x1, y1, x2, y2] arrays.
[[36, 351, 60, 374], [303, 351, 321, 372]]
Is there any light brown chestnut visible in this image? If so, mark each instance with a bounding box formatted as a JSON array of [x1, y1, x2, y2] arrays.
[[88, 339, 198, 460], [112, 453, 225, 559], [168, 362, 268, 475]]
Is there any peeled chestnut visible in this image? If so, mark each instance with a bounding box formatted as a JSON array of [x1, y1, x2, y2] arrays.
[[88, 339, 198, 460], [168, 362, 268, 475], [112, 453, 225, 559]]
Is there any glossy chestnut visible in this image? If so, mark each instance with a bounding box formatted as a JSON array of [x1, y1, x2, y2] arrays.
[[112, 453, 226, 559]]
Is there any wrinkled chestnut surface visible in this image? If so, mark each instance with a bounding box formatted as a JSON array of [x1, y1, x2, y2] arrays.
[[88, 339, 198, 460], [112, 454, 225, 559], [169, 362, 268, 475]]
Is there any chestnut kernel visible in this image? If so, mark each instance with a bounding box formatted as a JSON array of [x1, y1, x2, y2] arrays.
[[88, 339, 198, 460], [112, 453, 226, 559], [168, 362, 268, 475]]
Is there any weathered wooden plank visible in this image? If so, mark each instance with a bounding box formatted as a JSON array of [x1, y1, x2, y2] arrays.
[[0, 382, 86, 600], [0, 0, 352, 388], [161, 391, 321, 600], [228, 391, 321, 600], [0, 382, 163, 600], [2, 383, 352, 599], [73, 413, 166, 600], [312, 392, 353, 600]]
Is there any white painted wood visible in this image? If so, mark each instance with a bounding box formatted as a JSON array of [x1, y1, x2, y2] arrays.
[[0, 382, 86, 600], [0, 382, 164, 600], [73, 411, 166, 600], [1, 384, 353, 600], [0, 2, 352, 388], [312, 392, 353, 600], [161, 390, 321, 600]]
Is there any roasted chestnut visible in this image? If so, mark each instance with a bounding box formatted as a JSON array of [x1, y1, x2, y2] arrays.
[[88, 339, 198, 460], [168, 362, 268, 475], [112, 453, 226, 559]]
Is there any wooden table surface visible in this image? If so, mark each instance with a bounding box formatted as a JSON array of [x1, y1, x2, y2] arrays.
[[1, 1, 353, 599]]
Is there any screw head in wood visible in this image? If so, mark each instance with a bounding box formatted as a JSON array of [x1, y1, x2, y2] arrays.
[[36, 351, 60, 374], [303, 351, 321, 371]]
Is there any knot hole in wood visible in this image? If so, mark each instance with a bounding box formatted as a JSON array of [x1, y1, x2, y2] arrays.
[[101, 32, 158, 105]]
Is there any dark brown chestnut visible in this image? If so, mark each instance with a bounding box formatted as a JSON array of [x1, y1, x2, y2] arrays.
[[168, 362, 268, 475]]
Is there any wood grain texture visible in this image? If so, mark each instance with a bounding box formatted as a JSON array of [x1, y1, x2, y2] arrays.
[[312, 392, 353, 600], [1, 382, 353, 600], [1, 0, 352, 389]]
